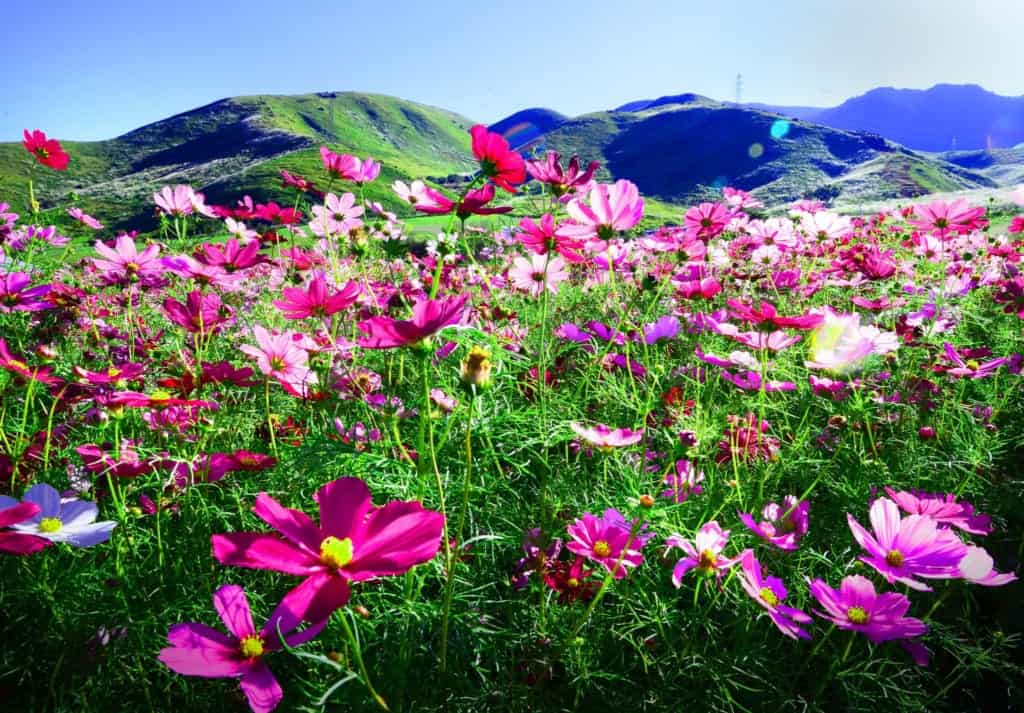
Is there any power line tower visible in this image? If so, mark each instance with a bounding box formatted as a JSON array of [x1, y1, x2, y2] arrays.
[[735, 74, 744, 104]]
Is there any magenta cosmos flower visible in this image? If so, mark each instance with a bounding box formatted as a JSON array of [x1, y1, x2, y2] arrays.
[[738, 496, 809, 551], [847, 497, 967, 591], [239, 326, 317, 397], [665, 521, 741, 585], [470, 124, 526, 193], [661, 459, 704, 503], [883, 487, 991, 535], [524, 150, 599, 198], [809, 575, 927, 645], [907, 198, 986, 238], [942, 342, 1007, 379], [159, 584, 327, 713], [0, 501, 52, 555], [92, 235, 162, 284], [0, 272, 51, 312], [212, 477, 444, 623], [565, 508, 652, 579], [163, 290, 233, 335], [560, 179, 644, 249], [357, 294, 469, 349], [684, 202, 730, 241], [517, 214, 585, 262], [570, 422, 643, 452], [273, 273, 360, 320], [736, 550, 812, 640]]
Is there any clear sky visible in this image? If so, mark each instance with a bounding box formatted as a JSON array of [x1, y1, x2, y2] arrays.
[[4, 0, 1022, 141]]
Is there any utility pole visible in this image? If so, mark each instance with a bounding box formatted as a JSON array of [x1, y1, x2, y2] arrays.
[[735, 73, 743, 104]]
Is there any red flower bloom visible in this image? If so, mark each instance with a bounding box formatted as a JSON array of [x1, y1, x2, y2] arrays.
[[22, 129, 70, 171], [470, 125, 525, 193]]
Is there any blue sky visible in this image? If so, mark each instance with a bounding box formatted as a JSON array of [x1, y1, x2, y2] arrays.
[[4, 0, 1022, 141]]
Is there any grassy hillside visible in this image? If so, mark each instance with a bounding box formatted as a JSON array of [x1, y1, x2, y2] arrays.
[[0, 92, 476, 230]]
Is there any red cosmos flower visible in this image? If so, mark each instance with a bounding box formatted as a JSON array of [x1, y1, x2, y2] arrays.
[[0, 338, 62, 385], [470, 124, 526, 193], [414, 184, 512, 219], [543, 556, 599, 604], [22, 129, 70, 171], [726, 299, 823, 330]]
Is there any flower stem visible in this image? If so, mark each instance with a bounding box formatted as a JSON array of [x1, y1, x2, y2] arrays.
[[339, 609, 389, 710]]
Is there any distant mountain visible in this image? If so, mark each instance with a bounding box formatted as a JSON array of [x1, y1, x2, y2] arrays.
[[488, 108, 567, 152], [753, 84, 1024, 152], [0, 92, 475, 229], [492, 95, 995, 206]]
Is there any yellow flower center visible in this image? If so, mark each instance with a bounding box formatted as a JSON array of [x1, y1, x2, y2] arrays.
[[847, 606, 870, 625], [9, 359, 28, 371], [567, 577, 580, 589], [149, 390, 172, 402], [885, 549, 904, 567], [238, 634, 264, 659], [759, 587, 779, 607], [592, 540, 611, 558], [697, 549, 717, 572], [107, 367, 122, 377], [965, 360, 980, 371], [320, 536, 354, 570], [125, 262, 140, 273], [39, 517, 62, 533], [269, 356, 287, 371]]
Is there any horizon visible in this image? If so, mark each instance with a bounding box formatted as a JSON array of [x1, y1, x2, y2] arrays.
[[5, 0, 1024, 142]]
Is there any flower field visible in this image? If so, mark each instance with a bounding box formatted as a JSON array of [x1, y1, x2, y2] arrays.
[[1, 125, 1022, 712]]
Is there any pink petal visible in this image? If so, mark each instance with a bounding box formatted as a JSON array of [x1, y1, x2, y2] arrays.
[[213, 584, 255, 640], [315, 478, 373, 543], [212, 533, 321, 576], [239, 661, 284, 713], [252, 493, 321, 551]]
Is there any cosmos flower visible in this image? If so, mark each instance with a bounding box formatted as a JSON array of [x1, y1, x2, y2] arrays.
[[517, 214, 585, 262], [565, 508, 652, 579], [716, 413, 780, 464], [560, 180, 644, 249], [212, 478, 444, 622], [163, 291, 233, 335], [511, 527, 561, 590], [661, 460, 704, 503], [805, 311, 898, 374], [0, 272, 52, 312], [0, 501, 52, 555], [508, 253, 569, 297], [470, 124, 526, 193], [393, 179, 430, 205], [738, 496, 809, 551], [808, 574, 927, 648], [524, 151, 599, 198], [684, 202, 730, 241], [908, 199, 987, 238], [92, 235, 162, 284], [158, 584, 328, 713], [239, 326, 318, 397], [22, 129, 70, 170], [67, 207, 104, 230], [736, 550, 812, 639], [569, 423, 643, 452], [665, 521, 741, 585], [941, 342, 1007, 379], [273, 273, 360, 320], [847, 497, 967, 591], [0, 483, 115, 547], [958, 545, 1017, 587], [154, 185, 216, 218], [414, 184, 512, 218], [357, 294, 469, 349], [882, 487, 991, 535]]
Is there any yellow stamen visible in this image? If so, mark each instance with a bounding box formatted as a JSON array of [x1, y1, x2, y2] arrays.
[[759, 587, 779, 607], [239, 634, 264, 658], [320, 536, 354, 570], [39, 517, 62, 533], [847, 606, 870, 625], [592, 540, 611, 558], [885, 549, 904, 567]]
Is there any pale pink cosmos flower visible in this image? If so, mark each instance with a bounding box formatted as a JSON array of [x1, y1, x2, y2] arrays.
[[665, 521, 741, 585], [393, 180, 429, 205], [908, 199, 986, 237], [68, 207, 104, 230], [309, 193, 364, 237], [508, 253, 569, 298], [958, 545, 1017, 587], [92, 235, 162, 284], [560, 179, 644, 250], [154, 184, 216, 218], [569, 423, 643, 452], [805, 310, 898, 374], [847, 497, 968, 591], [240, 326, 318, 397], [224, 218, 259, 242], [800, 211, 852, 241], [883, 487, 991, 535]]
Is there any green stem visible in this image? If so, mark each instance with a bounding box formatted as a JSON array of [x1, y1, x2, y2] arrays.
[[339, 610, 389, 710]]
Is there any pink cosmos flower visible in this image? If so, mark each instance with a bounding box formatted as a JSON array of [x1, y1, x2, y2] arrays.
[[722, 186, 763, 211], [716, 413, 781, 464], [0, 272, 51, 312], [799, 211, 853, 241], [560, 180, 644, 249], [154, 184, 216, 218], [92, 235, 162, 284], [738, 496, 809, 551], [163, 291, 233, 335], [882, 487, 991, 535], [0, 501, 52, 555], [809, 575, 927, 650], [273, 273, 360, 320], [570, 423, 643, 452], [212, 478, 444, 622], [847, 497, 968, 591], [414, 183, 512, 218], [661, 460, 704, 503], [736, 550, 812, 640], [805, 311, 898, 374], [199, 236, 263, 271], [524, 151, 599, 198], [942, 342, 1007, 379], [517, 214, 585, 262], [309, 192, 364, 237], [239, 326, 317, 396], [67, 207, 104, 230], [958, 545, 1017, 587], [393, 180, 429, 205], [731, 330, 802, 351], [357, 294, 469, 349], [508, 253, 569, 297], [566, 508, 652, 579], [908, 199, 987, 238], [665, 521, 741, 585], [684, 202, 730, 241], [158, 584, 327, 713]]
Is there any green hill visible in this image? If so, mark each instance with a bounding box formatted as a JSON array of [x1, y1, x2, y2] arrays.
[[0, 92, 476, 229]]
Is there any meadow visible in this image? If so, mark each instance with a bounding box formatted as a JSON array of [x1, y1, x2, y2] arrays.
[[0, 125, 1022, 712]]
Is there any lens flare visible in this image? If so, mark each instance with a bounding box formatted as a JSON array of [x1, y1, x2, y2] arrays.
[[770, 119, 791, 139], [748, 143, 764, 159]]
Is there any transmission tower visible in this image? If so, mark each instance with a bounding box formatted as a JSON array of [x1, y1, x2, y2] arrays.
[[735, 73, 744, 104]]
